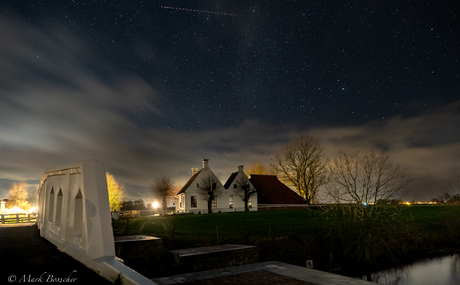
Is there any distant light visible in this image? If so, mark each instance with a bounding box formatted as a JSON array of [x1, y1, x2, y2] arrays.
[[152, 202, 159, 209], [6, 207, 28, 214], [406, 202, 410, 206], [29, 207, 36, 213]]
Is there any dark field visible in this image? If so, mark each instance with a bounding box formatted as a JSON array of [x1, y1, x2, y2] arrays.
[[112, 205, 460, 276]]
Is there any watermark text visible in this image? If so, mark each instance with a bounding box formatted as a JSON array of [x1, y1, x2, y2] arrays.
[[8, 270, 77, 283]]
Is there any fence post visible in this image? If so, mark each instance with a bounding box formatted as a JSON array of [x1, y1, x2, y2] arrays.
[[1, 214, 4, 224], [16, 214, 19, 223]]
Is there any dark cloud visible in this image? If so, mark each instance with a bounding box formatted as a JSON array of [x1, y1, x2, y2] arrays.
[[0, 1, 458, 203], [312, 101, 460, 201]]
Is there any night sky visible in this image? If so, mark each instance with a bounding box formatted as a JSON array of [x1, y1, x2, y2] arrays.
[[0, 1, 459, 202]]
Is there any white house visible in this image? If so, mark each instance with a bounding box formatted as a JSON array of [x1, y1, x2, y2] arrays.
[[175, 159, 257, 214], [223, 165, 258, 212]]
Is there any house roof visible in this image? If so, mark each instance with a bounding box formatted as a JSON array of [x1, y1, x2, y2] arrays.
[[249, 174, 305, 204], [223, 172, 238, 189], [176, 169, 203, 195]]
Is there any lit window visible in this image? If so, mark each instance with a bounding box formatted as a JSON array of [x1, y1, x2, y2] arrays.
[[229, 195, 233, 208]]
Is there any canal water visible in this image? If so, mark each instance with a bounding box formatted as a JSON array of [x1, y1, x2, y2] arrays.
[[359, 254, 460, 284]]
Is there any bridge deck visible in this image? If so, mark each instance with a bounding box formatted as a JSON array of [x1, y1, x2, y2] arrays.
[[0, 224, 111, 284]]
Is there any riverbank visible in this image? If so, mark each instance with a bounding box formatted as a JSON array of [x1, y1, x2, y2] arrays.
[[112, 205, 460, 278]]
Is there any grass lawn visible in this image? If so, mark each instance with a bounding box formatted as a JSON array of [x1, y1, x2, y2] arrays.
[[113, 209, 323, 245], [112, 205, 460, 275]]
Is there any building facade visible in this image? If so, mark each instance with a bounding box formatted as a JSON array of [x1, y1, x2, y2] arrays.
[[175, 160, 258, 214]]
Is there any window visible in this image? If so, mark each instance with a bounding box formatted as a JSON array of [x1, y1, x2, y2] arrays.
[[179, 196, 184, 208], [196, 183, 200, 188], [191, 196, 197, 208], [212, 198, 217, 207], [48, 188, 55, 222], [248, 196, 252, 208], [55, 189, 63, 227], [212, 183, 216, 190], [229, 195, 233, 209], [233, 184, 237, 189], [74, 190, 83, 238]]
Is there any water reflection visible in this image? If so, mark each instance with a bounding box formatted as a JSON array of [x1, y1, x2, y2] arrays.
[[361, 254, 460, 285]]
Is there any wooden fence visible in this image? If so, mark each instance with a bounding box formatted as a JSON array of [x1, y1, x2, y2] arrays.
[[111, 210, 178, 219], [0, 213, 38, 224]]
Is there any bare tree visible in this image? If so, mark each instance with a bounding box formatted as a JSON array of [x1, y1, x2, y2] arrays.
[[326, 149, 411, 207], [439, 175, 460, 204], [324, 149, 412, 271], [245, 161, 275, 176], [233, 175, 257, 211], [150, 176, 175, 214], [197, 174, 223, 214], [271, 134, 328, 204]]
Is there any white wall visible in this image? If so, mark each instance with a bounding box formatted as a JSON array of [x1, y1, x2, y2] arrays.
[[176, 165, 257, 214], [225, 170, 258, 212]]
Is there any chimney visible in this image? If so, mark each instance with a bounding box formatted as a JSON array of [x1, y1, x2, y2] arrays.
[[238, 165, 244, 173], [202, 159, 209, 169], [191, 168, 198, 176]]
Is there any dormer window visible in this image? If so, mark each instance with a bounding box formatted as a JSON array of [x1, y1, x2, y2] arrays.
[[196, 182, 200, 188]]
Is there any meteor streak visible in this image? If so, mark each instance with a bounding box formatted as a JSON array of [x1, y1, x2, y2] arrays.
[[161, 6, 238, 16]]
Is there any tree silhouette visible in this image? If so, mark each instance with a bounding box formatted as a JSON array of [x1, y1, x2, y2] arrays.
[[150, 176, 175, 214], [233, 175, 256, 211], [197, 174, 222, 214], [272, 134, 328, 204]]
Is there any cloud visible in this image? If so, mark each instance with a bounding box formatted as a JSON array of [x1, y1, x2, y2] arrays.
[[0, 9, 458, 203], [311, 101, 460, 200]]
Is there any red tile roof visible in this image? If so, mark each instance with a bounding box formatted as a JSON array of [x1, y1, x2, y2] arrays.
[[249, 175, 305, 204]]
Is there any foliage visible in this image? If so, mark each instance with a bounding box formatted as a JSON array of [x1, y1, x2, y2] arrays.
[[233, 174, 257, 212], [106, 172, 125, 211], [7, 182, 31, 211], [150, 176, 175, 214], [112, 273, 124, 285], [322, 204, 405, 274], [271, 134, 328, 204], [245, 161, 275, 176], [121, 199, 147, 210], [326, 149, 411, 206], [197, 174, 223, 214]]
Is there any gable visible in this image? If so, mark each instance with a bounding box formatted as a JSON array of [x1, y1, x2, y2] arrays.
[[223, 172, 238, 189], [177, 169, 203, 195]]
